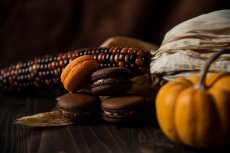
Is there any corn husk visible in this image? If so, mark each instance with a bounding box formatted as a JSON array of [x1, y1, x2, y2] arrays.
[[150, 10, 230, 81], [100, 36, 158, 51]]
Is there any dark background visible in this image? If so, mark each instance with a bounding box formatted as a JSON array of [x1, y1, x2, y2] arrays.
[[0, 0, 229, 66], [0, 1, 230, 153]]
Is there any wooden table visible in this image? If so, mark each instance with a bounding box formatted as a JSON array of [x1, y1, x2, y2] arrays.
[[0, 93, 229, 153]]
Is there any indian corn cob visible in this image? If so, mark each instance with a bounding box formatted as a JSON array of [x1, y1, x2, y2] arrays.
[[0, 47, 150, 94]]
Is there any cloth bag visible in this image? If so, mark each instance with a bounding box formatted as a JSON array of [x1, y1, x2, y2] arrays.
[[150, 10, 230, 81]]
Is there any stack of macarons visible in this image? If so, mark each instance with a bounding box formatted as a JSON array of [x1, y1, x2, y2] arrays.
[[58, 55, 148, 124]]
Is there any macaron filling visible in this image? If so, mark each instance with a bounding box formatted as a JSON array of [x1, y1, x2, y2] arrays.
[[103, 110, 136, 118], [91, 77, 132, 87], [58, 107, 93, 118]]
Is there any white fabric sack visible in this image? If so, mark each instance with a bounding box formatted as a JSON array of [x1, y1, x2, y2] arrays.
[[150, 10, 230, 81]]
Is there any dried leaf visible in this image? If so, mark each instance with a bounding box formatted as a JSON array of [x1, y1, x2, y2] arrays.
[[15, 111, 73, 127]]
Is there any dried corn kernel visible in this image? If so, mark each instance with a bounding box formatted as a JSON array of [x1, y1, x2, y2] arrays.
[[0, 47, 150, 93]]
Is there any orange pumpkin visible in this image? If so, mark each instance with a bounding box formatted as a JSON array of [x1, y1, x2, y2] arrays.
[[156, 49, 230, 148]]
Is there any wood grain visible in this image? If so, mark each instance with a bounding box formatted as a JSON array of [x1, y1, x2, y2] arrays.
[[0, 95, 229, 153]]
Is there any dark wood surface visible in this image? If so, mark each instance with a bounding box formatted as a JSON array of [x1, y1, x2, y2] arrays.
[[0, 94, 229, 153]]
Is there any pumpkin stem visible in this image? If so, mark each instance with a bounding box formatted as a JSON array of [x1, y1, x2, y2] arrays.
[[196, 49, 230, 89]]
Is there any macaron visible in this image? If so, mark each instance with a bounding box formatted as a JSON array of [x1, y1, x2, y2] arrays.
[[61, 55, 99, 92], [90, 67, 133, 95], [101, 94, 146, 123], [57, 92, 101, 122]]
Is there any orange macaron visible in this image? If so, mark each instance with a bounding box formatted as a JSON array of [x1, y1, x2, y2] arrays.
[[61, 55, 99, 92]]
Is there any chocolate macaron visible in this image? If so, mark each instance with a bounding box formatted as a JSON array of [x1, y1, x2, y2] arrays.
[[101, 94, 146, 123], [57, 92, 101, 123], [90, 67, 133, 95]]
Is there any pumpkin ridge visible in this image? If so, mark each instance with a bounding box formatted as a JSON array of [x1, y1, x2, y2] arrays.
[[156, 80, 189, 143], [194, 89, 210, 147], [209, 88, 230, 146], [175, 88, 197, 146]]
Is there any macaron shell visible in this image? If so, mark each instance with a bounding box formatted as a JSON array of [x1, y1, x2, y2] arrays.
[[61, 55, 99, 92], [91, 67, 133, 81], [63, 60, 97, 91], [57, 92, 100, 109], [61, 55, 93, 82], [102, 94, 145, 110]]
